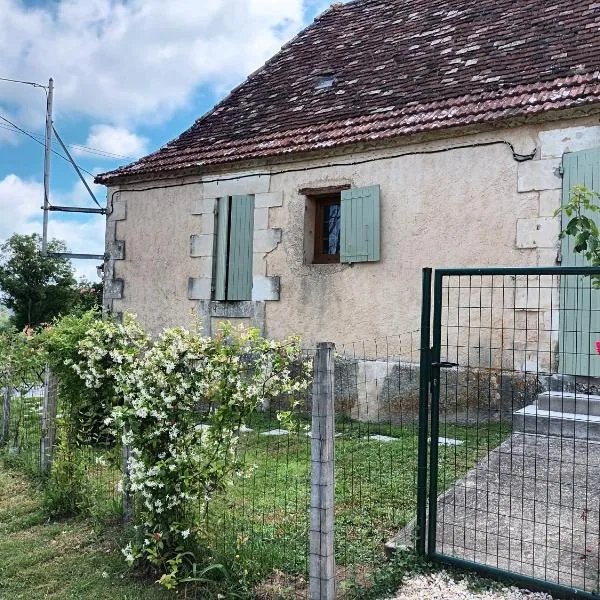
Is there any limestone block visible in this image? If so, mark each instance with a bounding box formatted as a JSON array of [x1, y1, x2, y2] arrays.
[[104, 279, 124, 299], [252, 276, 280, 301], [516, 217, 559, 249], [514, 286, 552, 310], [253, 253, 267, 276], [539, 126, 600, 159], [191, 198, 217, 215], [107, 240, 125, 260], [254, 207, 269, 230], [190, 234, 214, 257], [198, 213, 215, 235], [253, 228, 282, 253], [194, 256, 214, 279], [539, 189, 561, 217], [188, 277, 212, 300], [202, 172, 271, 197], [255, 192, 283, 208], [517, 158, 561, 192]]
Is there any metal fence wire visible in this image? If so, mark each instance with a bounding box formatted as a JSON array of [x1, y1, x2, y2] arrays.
[[0, 370, 122, 518], [425, 267, 600, 600]]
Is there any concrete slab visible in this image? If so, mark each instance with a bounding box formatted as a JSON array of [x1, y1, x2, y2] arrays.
[[433, 433, 600, 593], [364, 434, 398, 442], [261, 429, 289, 436], [437, 437, 464, 446]]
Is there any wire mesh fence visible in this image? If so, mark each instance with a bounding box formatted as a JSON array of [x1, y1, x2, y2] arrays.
[[1, 370, 46, 474], [429, 269, 600, 598], [0, 369, 122, 519]]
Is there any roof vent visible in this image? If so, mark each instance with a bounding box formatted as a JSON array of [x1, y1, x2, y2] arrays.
[[315, 74, 336, 90]]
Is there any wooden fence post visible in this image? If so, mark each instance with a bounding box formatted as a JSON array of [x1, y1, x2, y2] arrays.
[[122, 444, 132, 522], [1, 381, 11, 447], [40, 365, 58, 473], [310, 342, 336, 600]]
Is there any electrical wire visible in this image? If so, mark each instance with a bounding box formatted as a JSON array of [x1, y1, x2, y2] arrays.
[[0, 76, 47, 89], [68, 144, 136, 160], [107, 139, 537, 212], [0, 114, 95, 178]]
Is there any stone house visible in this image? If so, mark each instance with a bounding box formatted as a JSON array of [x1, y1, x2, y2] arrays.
[[96, 0, 600, 378]]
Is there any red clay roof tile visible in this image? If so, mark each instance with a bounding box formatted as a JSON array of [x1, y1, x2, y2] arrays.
[[97, 0, 600, 184]]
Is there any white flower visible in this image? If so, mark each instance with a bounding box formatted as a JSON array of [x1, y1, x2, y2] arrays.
[[181, 529, 190, 539], [101, 571, 109, 579]]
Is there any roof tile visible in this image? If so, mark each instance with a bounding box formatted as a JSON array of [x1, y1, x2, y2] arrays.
[[97, 0, 600, 184]]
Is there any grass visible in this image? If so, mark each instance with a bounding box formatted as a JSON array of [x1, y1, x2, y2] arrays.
[[204, 412, 512, 592], [3, 392, 513, 597], [0, 467, 177, 600]]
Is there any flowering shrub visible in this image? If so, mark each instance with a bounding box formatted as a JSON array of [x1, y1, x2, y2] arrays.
[[73, 316, 311, 588]]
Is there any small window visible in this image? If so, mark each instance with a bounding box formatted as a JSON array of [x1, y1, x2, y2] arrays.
[[303, 185, 381, 265], [315, 74, 336, 90], [314, 195, 341, 263]]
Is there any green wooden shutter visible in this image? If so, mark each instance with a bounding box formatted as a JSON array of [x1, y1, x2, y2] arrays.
[[340, 185, 380, 263], [559, 148, 600, 376], [226, 194, 255, 300], [214, 197, 230, 301]]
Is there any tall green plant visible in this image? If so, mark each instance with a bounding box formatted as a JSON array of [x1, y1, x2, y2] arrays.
[[556, 184, 600, 286], [41, 310, 117, 446]]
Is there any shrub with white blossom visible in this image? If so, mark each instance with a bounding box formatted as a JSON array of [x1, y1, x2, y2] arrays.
[[72, 315, 311, 588]]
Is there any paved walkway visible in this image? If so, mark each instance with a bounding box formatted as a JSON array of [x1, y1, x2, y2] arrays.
[[435, 432, 600, 593]]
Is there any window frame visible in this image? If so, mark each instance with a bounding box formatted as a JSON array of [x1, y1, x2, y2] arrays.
[[313, 193, 342, 264]]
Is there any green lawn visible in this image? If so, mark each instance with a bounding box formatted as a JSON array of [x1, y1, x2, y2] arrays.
[[204, 414, 512, 591], [0, 468, 176, 600], [2, 397, 512, 598]]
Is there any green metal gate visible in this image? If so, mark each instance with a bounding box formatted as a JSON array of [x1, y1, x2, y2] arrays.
[[418, 266, 600, 600]]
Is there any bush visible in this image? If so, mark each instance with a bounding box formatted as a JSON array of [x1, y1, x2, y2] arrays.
[[72, 316, 311, 589]]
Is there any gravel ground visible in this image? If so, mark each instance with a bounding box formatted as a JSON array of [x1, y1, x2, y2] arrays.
[[391, 572, 554, 600]]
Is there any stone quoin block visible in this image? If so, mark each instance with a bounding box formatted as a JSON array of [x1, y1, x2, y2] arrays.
[[517, 158, 561, 192], [253, 228, 282, 253], [254, 207, 269, 230], [515, 217, 560, 249], [252, 276, 281, 301], [539, 126, 600, 159], [202, 173, 271, 197], [255, 192, 283, 209], [187, 278, 212, 300], [190, 234, 214, 257]]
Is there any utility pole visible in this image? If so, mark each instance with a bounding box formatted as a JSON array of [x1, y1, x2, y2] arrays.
[[41, 77, 53, 256]]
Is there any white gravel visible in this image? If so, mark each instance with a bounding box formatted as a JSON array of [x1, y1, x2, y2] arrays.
[[391, 571, 553, 600]]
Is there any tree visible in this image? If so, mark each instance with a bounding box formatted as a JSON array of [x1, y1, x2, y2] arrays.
[[0, 233, 78, 329], [0, 305, 10, 333]]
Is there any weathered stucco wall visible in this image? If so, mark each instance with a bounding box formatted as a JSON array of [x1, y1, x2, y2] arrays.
[[104, 178, 204, 331], [103, 116, 600, 358]]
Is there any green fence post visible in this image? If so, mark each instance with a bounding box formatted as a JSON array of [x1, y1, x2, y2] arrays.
[[416, 268, 432, 555], [427, 270, 443, 557]]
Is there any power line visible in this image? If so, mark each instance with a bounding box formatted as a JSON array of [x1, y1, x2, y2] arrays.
[[0, 113, 95, 178], [68, 143, 135, 161], [0, 76, 47, 89], [0, 115, 134, 161]]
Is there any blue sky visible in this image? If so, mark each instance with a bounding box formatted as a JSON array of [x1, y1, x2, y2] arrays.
[[0, 0, 336, 280]]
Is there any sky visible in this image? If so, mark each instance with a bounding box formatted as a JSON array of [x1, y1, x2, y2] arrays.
[[0, 0, 338, 281]]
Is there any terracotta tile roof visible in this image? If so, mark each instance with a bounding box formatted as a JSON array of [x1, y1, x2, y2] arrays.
[[97, 0, 600, 184]]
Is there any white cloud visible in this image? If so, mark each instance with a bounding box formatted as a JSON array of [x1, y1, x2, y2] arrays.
[[71, 125, 148, 160], [0, 0, 305, 131], [0, 173, 104, 280]]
